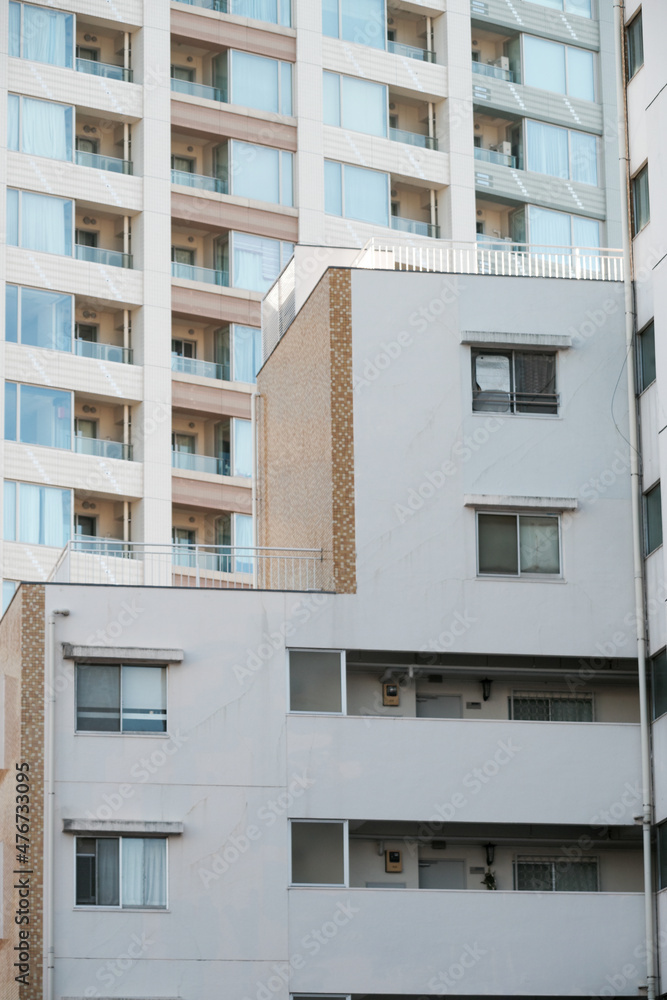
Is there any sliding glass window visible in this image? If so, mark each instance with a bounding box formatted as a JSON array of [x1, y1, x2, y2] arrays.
[[229, 0, 291, 25], [229, 141, 293, 206], [3, 480, 71, 548], [8, 94, 73, 161], [7, 189, 73, 256], [324, 160, 389, 227], [525, 120, 597, 185], [632, 165, 650, 235], [527, 205, 600, 250], [523, 36, 595, 101], [323, 0, 386, 50], [230, 233, 294, 293], [9, 2, 74, 68], [230, 51, 293, 116], [5, 382, 72, 449], [5, 285, 73, 351], [323, 72, 387, 137], [525, 0, 591, 15]]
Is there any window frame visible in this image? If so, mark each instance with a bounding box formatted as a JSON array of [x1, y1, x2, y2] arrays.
[[322, 0, 387, 52], [228, 232, 294, 293], [287, 648, 347, 715], [636, 320, 656, 393], [73, 835, 169, 909], [8, 93, 75, 162], [5, 283, 74, 351], [643, 481, 663, 556], [513, 854, 599, 891], [289, 819, 349, 887], [9, 1, 75, 68], [323, 71, 388, 138], [626, 10, 644, 81], [476, 510, 563, 578], [651, 648, 667, 722], [508, 689, 595, 721], [470, 348, 559, 416], [631, 163, 650, 236], [324, 159, 391, 228], [228, 140, 294, 206], [521, 33, 597, 102], [7, 187, 75, 257], [523, 118, 599, 186], [229, 50, 294, 117], [5, 381, 73, 450], [75, 662, 168, 735], [3, 479, 72, 547], [525, 204, 601, 250]]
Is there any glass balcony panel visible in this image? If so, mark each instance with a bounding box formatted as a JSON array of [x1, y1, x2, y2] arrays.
[[171, 78, 222, 101], [76, 58, 132, 82], [391, 216, 440, 239], [171, 451, 229, 475], [389, 127, 437, 150], [75, 340, 132, 364], [474, 146, 517, 168], [74, 437, 133, 460], [171, 355, 226, 380], [76, 150, 132, 174], [171, 262, 229, 286], [73, 534, 128, 555], [387, 40, 435, 62], [472, 61, 514, 82], [171, 169, 227, 194], [75, 245, 132, 268]]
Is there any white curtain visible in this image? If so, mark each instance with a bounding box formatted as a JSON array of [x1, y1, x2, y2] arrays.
[[97, 839, 120, 906], [122, 666, 166, 733], [572, 215, 600, 248], [9, 2, 20, 56], [570, 131, 597, 185], [526, 120, 568, 178], [323, 72, 341, 126], [3, 481, 16, 541], [232, 0, 277, 21], [21, 192, 72, 255], [280, 62, 292, 115], [342, 76, 387, 136], [22, 97, 72, 161], [528, 206, 571, 249], [233, 326, 261, 383], [22, 6, 73, 68], [6, 285, 18, 343], [567, 47, 595, 101], [234, 513, 254, 573], [233, 419, 253, 478], [280, 151, 293, 206], [8, 94, 19, 150], [519, 515, 559, 574], [233, 233, 280, 292], [121, 839, 166, 907], [523, 36, 566, 93], [18, 483, 41, 544], [231, 50, 279, 113], [43, 484, 69, 546], [121, 838, 145, 907], [7, 189, 19, 246], [232, 141, 280, 203], [324, 161, 343, 215], [344, 164, 389, 226]]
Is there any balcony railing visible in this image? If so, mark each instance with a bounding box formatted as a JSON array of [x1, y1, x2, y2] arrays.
[[77, 58, 132, 82], [171, 78, 222, 102], [391, 216, 440, 239], [50, 540, 329, 591], [76, 150, 133, 174], [172, 450, 229, 476], [171, 169, 228, 194], [75, 437, 133, 461], [389, 127, 437, 150], [171, 355, 227, 380], [171, 262, 229, 286], [176, 0, 227, 8], [387, 40, 435, 62], [472, 61, 514, 82], [75, 339, 133, 364], [474, 146, 516, 168], [75, 245, 132, 268]]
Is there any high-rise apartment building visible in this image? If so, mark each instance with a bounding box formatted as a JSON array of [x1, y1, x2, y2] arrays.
[[0, 0, 623, 608]]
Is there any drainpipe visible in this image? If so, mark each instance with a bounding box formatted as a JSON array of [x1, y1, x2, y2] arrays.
[[251, 392, 260, 587], [613, 3, 657, 997], [44, 609, 70, 1000]]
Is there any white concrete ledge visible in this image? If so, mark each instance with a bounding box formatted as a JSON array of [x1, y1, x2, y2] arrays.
[[460, 331, 573, 349], [61, 645, 184, 663], [464, 494, 579, 511], [63, 819, 183, 835]]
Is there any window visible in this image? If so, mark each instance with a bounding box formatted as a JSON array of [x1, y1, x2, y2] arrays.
[[9, 2, 74, 68], [514, 856, 598, 891], [477, 512, 561, 576], [525, 0, 591, 14], [472, 350, 557, 415], [76, 663, 167, 732], [171, 154, 194, 174], [172, 246, 195, 267], [637, 321, 656, 392], [229, 0, 291, 26], [5, 382, 72, 449], [214, 326, 262, 383], [229, 233, 294, 293], [215, 511, 254, 573], [3, 480, 71, 547], [323, 72, 387, 137], [509, 691, 593, 721], [229, 51, 293, 116], [323, 0, 386, 51], [523, 36, 595, 102], [291, 822, 346, 885], [525, 120, 597, 186], [2, 580, 18, 615], [7, 189, 73, 256], [324, 161, 389, 227], [289, 650, 345, 713], [171, 65, 194, 83], [644, 482, 662, 555], [8, 94, 73, 161], [5, 285, 73, 351], [229, 141, 294, 206], [171, 338, 196, 360], [651, 650, 667, 721], [75, 837, 167, 908], [233, 418, 252, 478], [632, 165, 650, 235], [527, 205, 600, 250], [626, 12, 644, 80]]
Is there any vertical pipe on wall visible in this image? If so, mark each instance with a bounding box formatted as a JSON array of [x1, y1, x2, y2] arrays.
[[613, 3, 657, 997]]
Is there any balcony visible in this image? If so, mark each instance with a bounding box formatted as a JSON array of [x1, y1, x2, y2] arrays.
[[391, 216, 440, 239], [172, 450, 228, 476], [171, 78, 222, 102], [74, 437, 133, 461], [73, 534, 127, 556], [171, 169, 227, 194], [75, 339, 133, 365], [387, 40, 435, 62], [75, 245, 132, 268], [171, 262, 229, 286], [472, 60, 514, 82], [390, 126, 437, 150], [76, 58, 132, 82], [474, 145, 515, 168], [75, 150, 132, 174], [49, 540, 328, 591], [171, 355, 226, 380]]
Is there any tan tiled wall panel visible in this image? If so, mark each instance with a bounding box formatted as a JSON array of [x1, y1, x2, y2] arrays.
[[171, 192, 299, 243], [171, 380, 253, 420], [172, 285, 262, 327], [172, 477, 252, 514], [171, 10, 296, 62], [328, 271, 356, 594], [171, 101, 298, 152]]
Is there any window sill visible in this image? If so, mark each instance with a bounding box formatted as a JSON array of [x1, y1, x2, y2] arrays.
[[476, 574, 566, 583], [73, 906, 169, 912], [74, 731, 170, 737]]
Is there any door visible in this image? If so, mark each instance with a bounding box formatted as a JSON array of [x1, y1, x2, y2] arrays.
[[171, 247, 195, 267], [171, 155, 195, 174], [418, 860, 466, 890], [75, 419, 97, 456], [75, 514, 97, 539], [172, 527, 196, 568], [76, 137, 99, 155], [76, 229, 98, 248], [415, 694, 462, 719]]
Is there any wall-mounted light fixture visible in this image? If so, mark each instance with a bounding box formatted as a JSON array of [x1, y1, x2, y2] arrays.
[[481, 678, 492, 701], [485, 843, 495, 866]]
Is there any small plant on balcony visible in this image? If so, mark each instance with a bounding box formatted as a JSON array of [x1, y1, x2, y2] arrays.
[[481, 868, 497, 890]]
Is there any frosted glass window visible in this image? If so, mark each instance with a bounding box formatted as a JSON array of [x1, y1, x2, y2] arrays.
[[567, 47, 595, 101], [290, 650, 343, 712], [570, 131, 597, 185], [18, 287, 73, 351], [5, 285, 18, 343], [9, 95, 73, 161], [230, 141, 293, 206], [341, 0, 385, 49], [5, 481, 71, 547], [233, 326, 262, 383], [324, 160, 343, 216], [478, 513, 518, 575], [291, 822, 345, 884], [231, 51, 292, 116], [519, 516, 560, 574], [8, 384, 72, 449], [344, 164, 389, 226], [529, 206, 599, 249], [11, 2, 74, 67], [121, 665, 167, 733], [524, 37, 566, 93], [233, 418, 252, 478], [232, 233, 292, 292], [526, 121, 568, 178], [571, 215, 600, 248]]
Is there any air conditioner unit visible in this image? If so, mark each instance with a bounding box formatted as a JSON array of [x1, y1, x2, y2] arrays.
[[493, 56, 510, 71], [490, 141, 512, 156]]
